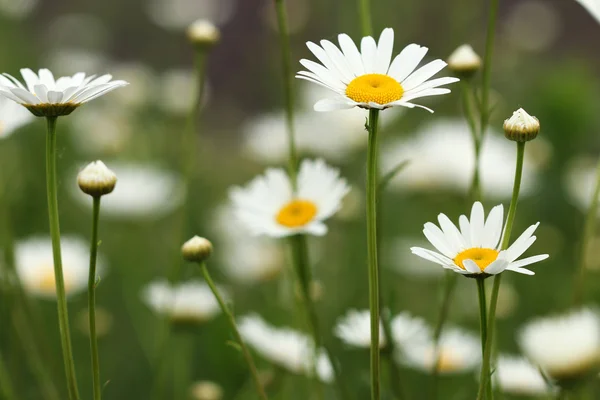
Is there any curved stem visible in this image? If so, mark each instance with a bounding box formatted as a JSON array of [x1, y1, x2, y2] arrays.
[[274, 0, 298, 185], [573, 157, 600, 305], [0, 351, 16, 400], [200, 264, 268, 400], [88, 196, 102, 400], [477, 142, 526, 400], [366, 109, 381, 400], [45, 116, 80, 400], [479, 0, 500, 142]]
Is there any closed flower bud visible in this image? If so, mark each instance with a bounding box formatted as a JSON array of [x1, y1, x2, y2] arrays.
[[189, 381, 223, 400], [187, 20, 220, 48], [77, 161, 117, 197], [182, 236, 213, 263], [504, 108, 540, 142], [447, 45, 481, 79]]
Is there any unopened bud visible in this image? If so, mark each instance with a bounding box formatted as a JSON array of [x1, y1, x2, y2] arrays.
[[77, 161, 117, 197], [447, 44, 481, 79], [187, 20, 220, 48], [503, 108, 540, 142], [189, 381, 223, 400], [182, 236, 213, 263]]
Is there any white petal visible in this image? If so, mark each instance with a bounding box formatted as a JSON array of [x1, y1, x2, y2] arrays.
[[338, 33, 364, 76], [320, 40, 355, 82], [10, 88, 40, 104], [387, 44, 428, 82], [469, 202, 485, 247], [375, 28, 394, 74], [296, 73, 345, 94], [482, 204, 504, 249], [38, 69, 55, 89], [400, 88, 451, 103], [47, 91, 63, 104], [463, 259, 482, 274], [437, 213, 467, 250], [403, 77, 460, 94], [0, 89, 24, 103], [307, 42, 351, 84], [299, 59, 345, 90], [314, 98, 355, 112], [33, 84, 48, 103], [304, 222, 328, 236], [505, 267, 535, 276], [459, 215, 471, 247], [401, 59, 448, 91], [483, 259, 508, 275], [411, 247, 453, 266], [503, 223, 540, 261], [20, 68, 39, 92], [423, 222, 457, 258], [387, 100, 434, 113], [508, 254, 548, 269], [3, 73, 26, 90], [360, 36, 377, 74]]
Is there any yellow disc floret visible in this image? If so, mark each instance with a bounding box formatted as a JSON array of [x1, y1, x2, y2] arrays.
[[345, 74, 404, 105], [276, 199, 318, 228], [453, 248, 500, 271]]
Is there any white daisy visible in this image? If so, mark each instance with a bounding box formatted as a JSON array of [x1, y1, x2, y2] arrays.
[[14, 236, 100, 299], [0, 68, 128, 117], [238, 314, 333, 382], [390, 312, 432, 347], [229, 159, 350, 237], [69, 105, 133, 155], [70, 162, 185, 219], [399, 326, 480, 374], [142, 279, 223, 324], [519, 309, 600, 381], [334, 309, 385, 348], [296, 28, 458, 112], [577, 0, 600, 23], [0, 96, 34, 139], [564, 156, 600, 215], [411, 201, 549, 277], [495, 355, 553, 396]]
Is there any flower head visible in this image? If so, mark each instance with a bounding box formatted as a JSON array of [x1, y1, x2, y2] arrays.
[[187, 19, 220, 47], [495, 355, 553, 396], [503, 108, 540, 142], [77, 160, 117, 197], [519, 309, 600, 383], [230, 159, 350, 237], [296, 28, 458, 112], [182, 236, 213, 263], [0, 68, 128, 117], [189, 381, 223, 400], [334, 309, 385, 348], [411, 201, 549, 277], [0, 96, 34, 139], [447, 44, 481, 78]]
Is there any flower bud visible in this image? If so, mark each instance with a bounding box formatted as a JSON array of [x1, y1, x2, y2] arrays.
[[182, 236, 213, 263], [189, 381, 223, 400], [447, 45, 481, 79], [187, 20, 220, 48], [503, 108, 540, 142], [77, 161, 117, 197]]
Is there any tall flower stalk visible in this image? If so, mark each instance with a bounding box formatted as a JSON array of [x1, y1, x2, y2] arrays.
[[0, 351, 16, 400]]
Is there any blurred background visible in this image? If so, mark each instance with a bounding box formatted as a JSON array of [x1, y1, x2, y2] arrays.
[[1, 0, 600, 399]]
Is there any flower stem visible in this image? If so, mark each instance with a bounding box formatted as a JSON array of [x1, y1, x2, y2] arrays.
[[476, 278, 488, 354], [45, 116, 80, 400], [0, 350, 16, 400], [274, 0, 298, 184], [573, 157, 600, 305], [199, 263, 268, 400], [461, 80, 482, 202], [479, 0, 500, 140], [381, 311, 406, 400], [88, 196, 102, 400], [366, 109, 381, 400], [477, 142, 526, 400], [358, 0, 373, 36]]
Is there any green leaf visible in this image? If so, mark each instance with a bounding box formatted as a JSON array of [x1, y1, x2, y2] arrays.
[[378, 160, 410, 192]]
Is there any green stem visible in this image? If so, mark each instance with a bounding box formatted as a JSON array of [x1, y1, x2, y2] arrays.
[[476, 278, 488, 355], [88, 196, 102, 400], [274, 0, 298, 184], [573, 157, 600, 305], [366, 109, 381, 400], [479, 0, 500, 141], [200, 264, 268, 400], [358, 0, 373, 36], [381, 312, 406, 400], [45, 116, 80, 400], [477, 142, 526, 400], [0, 351, 16, 400], [461, 80, 482, 202]]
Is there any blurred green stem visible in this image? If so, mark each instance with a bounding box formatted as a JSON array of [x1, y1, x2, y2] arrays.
[[461, 80, 482, 202], [479, 0, 500, 140], [381, 311, 406, 400], [88, 196, 102, 400], [573, 157, 600, 305], [0, 350, 15, 400], [366, 109, 381, 400], [477, 142, 526, 400], [274, 0, 298, 184], [358, 0, 373, 36], [199, 263, 269, 400], [45, 116, 80, 400]]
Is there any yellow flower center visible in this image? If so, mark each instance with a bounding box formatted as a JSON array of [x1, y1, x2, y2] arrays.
[[435, 351, 462, 373], [453, 248, 499, 271], [276, 199, 318, 228], [35, 264, 75, 295], [345, 74, 404, 105]]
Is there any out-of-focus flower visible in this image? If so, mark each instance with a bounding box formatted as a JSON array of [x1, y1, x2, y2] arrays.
[[447, 44, 481, 79], [334, 309, 385, 348], [142, 279, 222, 324], [399, 326, 480, 374], [182, 236, 213, 263], [0, 96, 34, 139], [159, 69, 208, 115], [505, 1, 561, 52], [187, 19, 220, 47], [0, 0, 38, 19], [564, 156, 600, 214], [69, 105, 133, 155], [15, 236, 98, 299], [296, 28, 458, 112], [385, 237, 444, 279], [71, 162, 185, 219], [577, 0, 600, 23], [495, 355, 553, 396], [76, 307, 114, 338], [503, 108, 540, 142], [411, 201, 549, 277], [230, 159, 349, 237], [77, 160, 117, 198], [238, 314, 333, 382], [108, 63, 157, 109], [0, 68, 128, 117], [46, 49, 108, 78], [381, 118, 549, 198], [519, 309, 600, 383], [390, 312, 431, 347], [147, 0, 235, 30], [189, 381, 223, 400]]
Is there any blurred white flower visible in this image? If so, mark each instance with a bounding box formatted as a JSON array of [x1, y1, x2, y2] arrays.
[[142, 279, 222, 324], [505, 1, 561, 52], [0, 96, 34, 139], [390, 312, 432, 347], [399, 326, 480, 374], [108, 63, 157, 109], [69, 105, 133, 155], [381, 118, 548, 198], [147, 0, 234, 30], [519, 308, 600, 381], [495, 355, 553, 396], [564, 156, 600, 214], [46, 49, 108, 78], [238, 314, 333, 382], [334, 309, 385, 348], [15, 236, 99, 299], [385, 237, 444, 279], [577, 0, 600, 23], [159, 69, 209, 115], [187, 19, 220, 46], [71, 162, 185, 219], [0, 0, 38, 19], [230, 159, 350, 237]]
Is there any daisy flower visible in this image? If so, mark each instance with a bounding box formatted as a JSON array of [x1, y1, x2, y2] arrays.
[[238, 314, 333, 382], [229, 159, 350, 237], [0, 96, 34, 139], [519, 309, 600, 382], [577, 0, 600, 23], [14, 236, 100, 299], [411, 201, 549, 277], [0, 68, 128, 117], [142, 279, 223, 324], [296, 28, 458, 112], [334, 309, 385, 348], [494, 355, 553, 396], [564, 156, 600, 215]]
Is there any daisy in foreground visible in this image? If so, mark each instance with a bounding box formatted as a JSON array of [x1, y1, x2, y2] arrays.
[[0, 68, 128, 117], [229, 159, 349, 237], [411, 201, 549, 277], [296, 28, 458, 112]]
